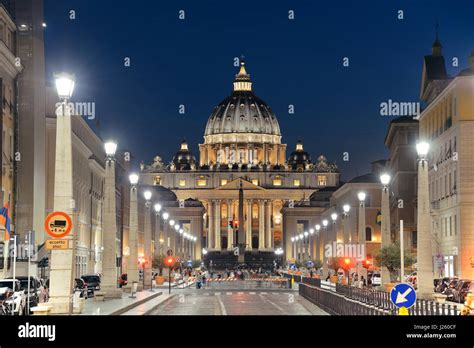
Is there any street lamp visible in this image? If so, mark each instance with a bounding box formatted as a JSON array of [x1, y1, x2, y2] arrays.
[[342, 204, 351, 243], [322, 219, 328, 228], [129, 173, 139, 187], [154, 203, 162, 214], [343, 204, 350, 214], [331, 213, 338, 223], [104, 141, 117, 160], [55, 72, 75, 100], [357, 191, 367, 280], [380, 172, 391, 285], [416, 141, 433, 298], [101, 141, 122, 298], [144, 190, 152, 202], [49, 72, 77, 314], [162, 212, 169, 221], [128, 172, 140, 291], [169, 220, 175, 227]]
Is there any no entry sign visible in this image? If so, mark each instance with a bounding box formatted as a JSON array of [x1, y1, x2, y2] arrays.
[[45, 211, 73, 239]]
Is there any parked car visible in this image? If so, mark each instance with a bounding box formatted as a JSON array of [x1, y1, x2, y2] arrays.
[[434, 277, 450, 293], [16, 276, 41, 309], [452, 280, 473, 303], [0, 287, 15, 315], [0, 279, 26, 315], [81, 275, 101, 296], [445, 278, 460, 300], [371, 272, 382, 286], [74, 278, 88, 299]]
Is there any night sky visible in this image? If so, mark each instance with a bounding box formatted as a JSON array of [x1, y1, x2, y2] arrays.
[[44, 0, 474, 181]]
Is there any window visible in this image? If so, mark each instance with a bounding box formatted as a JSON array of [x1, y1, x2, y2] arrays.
[[273, 176, 282, 186], [293, 179, 301, 187], [252, 179, 259, 186], [221, 179, 228, 186], [154, 176, 161, 185], [179, 179, 186, 187], [449, 216, 452, 236], [365, 227, 372, 242], [454, 215, 457, 235], [317, 175, 327, 186], [197, 176, 207, 187]]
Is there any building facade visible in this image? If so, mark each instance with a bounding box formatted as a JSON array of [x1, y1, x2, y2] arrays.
[[418, 38, 474, 279], [140, 61, 340, 265]]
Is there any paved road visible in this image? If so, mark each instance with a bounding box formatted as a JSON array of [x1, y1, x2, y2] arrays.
[[150, 282, 328, 315]]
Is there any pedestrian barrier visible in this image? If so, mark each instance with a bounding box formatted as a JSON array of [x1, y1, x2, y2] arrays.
[[299, 282, 461, 316]]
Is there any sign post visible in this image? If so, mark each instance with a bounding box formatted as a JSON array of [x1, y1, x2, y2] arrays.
[[390, 283, 417, 315]]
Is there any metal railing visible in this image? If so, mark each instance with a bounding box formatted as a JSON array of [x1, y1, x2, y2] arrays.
[[299, 281, 460, 316]]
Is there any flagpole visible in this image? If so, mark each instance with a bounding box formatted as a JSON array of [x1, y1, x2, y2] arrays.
[[12, 235, 16, 292]]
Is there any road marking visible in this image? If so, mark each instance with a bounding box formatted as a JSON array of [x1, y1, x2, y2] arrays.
[[226, 292, 233, 296], [258, 293, 285, 313], [214, 292, 220, 296], [238, 292, 244, 295], [260, 292, 268, 295], [216, 294, 227, 315], [250, 292, 256, 295], [204, 293, 210, 296]]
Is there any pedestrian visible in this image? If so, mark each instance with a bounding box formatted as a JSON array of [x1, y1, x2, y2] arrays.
[[310, 269, 314, 278]]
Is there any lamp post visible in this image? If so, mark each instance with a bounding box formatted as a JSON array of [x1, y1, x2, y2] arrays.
[[322, 219, 329, 277], [304, 231, 309, 260], [49, 72, 76, 314], [343, 204, 351, 243], [380, 173, 391, 285], [143, 190, 152, 289], [315, 224, 321, 265], [127, 173, 140, 291], [101, 141, 122, 298], [357, 192, 367, 281], [154, 203, 163, 257], [416, 142, 433, 298], [309, 228, 314, 260]]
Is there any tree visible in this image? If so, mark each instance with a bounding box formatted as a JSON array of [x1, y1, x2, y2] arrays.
[[375, 242, 416, 282], [312, 259, 323, 270], [152, 255, 166, 276]]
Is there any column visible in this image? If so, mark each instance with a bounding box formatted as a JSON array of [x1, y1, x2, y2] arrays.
[[127, 185, 139, 290], [215, 200, 221, 250], [246, 199, 252, 250], [417, 154, 434, 298], [144, 206, 152, 289], [258, 200, 265, 250], [101, 158, 122, 298], [208, 200, 214, 250], [265, 200, 272, 250], [227, 200, 233, 250], [322, 228, 328, 277], [49, 101, 75, 314], [381, 186, 391, 284]]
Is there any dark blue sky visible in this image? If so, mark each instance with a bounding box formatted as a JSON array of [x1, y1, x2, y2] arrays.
[[44, 0, 474, 181]]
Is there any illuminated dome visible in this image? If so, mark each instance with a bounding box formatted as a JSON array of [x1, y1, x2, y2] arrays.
[[203, 60, 281, 145], [288, 140, 312, 171], [171, 139, 196, 171]]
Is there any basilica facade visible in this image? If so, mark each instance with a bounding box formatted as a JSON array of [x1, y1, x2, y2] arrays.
[[140, 61, 340, 263]]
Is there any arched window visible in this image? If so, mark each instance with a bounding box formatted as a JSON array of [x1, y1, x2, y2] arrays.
[[365, 227, 372, 242]]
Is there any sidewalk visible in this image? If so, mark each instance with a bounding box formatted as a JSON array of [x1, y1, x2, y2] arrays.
[[80, 289, 162, 315], [121, 293, 174, 315]]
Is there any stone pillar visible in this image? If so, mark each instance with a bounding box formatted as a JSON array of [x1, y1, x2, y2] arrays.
[[246, 200, 252, 250], [127, 184, 140, 290], [417, 158, 434, 298], [258, 200, 265, 250], [208, 200, 214, 250], [293, 238, 297, 259], [381, 186, 391, 285], [265, 200, 272, 250], [322, 228, 328, 278], [49, 102, 75, 314], [143, 204, 152, 289], [227, 200, 233, 250], [101, 158, 122, 298], [358, 202, 366, 256], [215, 200, 221, 250]]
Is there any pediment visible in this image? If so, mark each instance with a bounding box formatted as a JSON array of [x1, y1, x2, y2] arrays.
[[215, 177, 266, 191]]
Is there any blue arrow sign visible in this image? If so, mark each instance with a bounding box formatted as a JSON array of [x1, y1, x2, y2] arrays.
[[390, 283, 417, 308]]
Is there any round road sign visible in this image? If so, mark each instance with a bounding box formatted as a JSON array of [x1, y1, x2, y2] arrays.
[[45, 211, 73, 239]]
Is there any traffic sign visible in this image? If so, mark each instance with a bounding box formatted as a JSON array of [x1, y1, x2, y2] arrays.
[[44, 211, 72, 239], [45, 239, 69, 250], [390, 283, 416, 309]]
